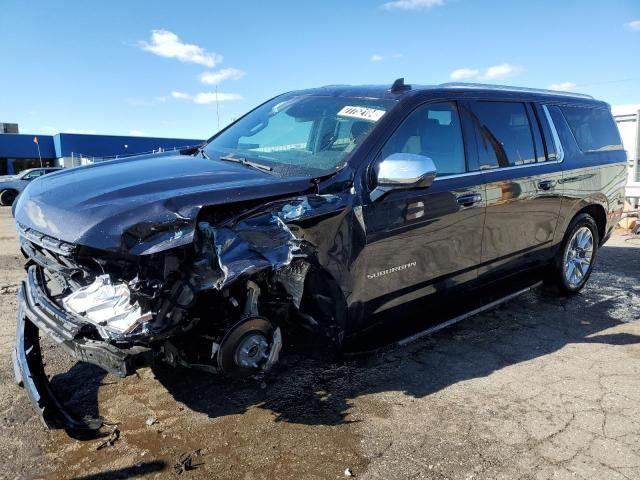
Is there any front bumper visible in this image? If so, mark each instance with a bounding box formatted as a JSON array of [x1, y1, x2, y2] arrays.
[[13, 266, 153, 431]]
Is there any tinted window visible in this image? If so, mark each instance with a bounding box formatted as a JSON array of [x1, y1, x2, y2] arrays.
[[560, 106, 623, 153], [472, 102, 538, 168], [380, 102, 467, 176]]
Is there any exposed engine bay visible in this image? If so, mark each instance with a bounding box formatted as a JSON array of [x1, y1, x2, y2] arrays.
[[16, 193, 351, 387]]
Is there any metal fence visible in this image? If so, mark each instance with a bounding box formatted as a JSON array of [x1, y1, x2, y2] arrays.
[[67, 144, 202, 167]]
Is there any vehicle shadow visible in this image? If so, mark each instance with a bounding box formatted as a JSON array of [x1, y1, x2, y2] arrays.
[[49, 244, 640, 432], [68, 461, 166, 480], [153, 246, 639, 426]]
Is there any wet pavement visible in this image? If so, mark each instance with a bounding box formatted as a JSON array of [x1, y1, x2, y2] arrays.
[[0, 207, 638, 479]]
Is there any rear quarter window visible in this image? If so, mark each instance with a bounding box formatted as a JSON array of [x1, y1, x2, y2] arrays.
[[559, 106, 623, 153]]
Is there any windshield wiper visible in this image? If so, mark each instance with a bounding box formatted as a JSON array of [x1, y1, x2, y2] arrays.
[[218, 155, 273, 172], [194, 145, 209, 159]]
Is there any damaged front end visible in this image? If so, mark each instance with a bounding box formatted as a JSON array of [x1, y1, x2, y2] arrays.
[[13, 194, 347, 431]]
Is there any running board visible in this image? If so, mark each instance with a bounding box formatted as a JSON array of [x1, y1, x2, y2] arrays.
[[397, 281, 543, 347]]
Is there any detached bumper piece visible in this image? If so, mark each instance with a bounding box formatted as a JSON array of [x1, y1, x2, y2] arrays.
[[13, 266, 153, 432]]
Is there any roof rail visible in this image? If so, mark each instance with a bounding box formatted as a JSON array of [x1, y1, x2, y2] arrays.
[[439, 82, 594, 100]]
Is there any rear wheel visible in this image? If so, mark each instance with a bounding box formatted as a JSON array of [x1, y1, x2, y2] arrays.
[[549, 213, 599, 295], [0, 189, 18, 206]]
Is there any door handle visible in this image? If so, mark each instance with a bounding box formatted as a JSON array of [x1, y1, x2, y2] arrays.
[[456, 193, 482, 207], [537, 179, 556, 191]]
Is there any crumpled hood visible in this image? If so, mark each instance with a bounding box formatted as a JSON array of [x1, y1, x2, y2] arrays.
[[13, 152, 313, 255]]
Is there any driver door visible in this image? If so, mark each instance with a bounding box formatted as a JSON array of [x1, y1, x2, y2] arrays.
[[358, 100, 486, 316]]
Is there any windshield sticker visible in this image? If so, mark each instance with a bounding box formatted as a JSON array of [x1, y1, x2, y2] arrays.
[[337, 106, 386, 122]]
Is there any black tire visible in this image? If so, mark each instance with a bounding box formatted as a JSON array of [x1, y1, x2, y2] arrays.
[[548, 213, 599, 295], [0, 189, 18, 207]]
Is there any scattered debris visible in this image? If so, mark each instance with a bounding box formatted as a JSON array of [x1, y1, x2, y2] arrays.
[[145, 417, 158, 426], [96, 426, 120, 450], [0, 284, 17, 295], [174, 449, 203, 475]]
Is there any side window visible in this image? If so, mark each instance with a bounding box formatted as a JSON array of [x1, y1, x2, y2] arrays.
[[534, 104, 558, 161], [559, 106, 623, 153], [380, 101, 467, 177], [472, 101, 538, 169], [24, 170, 43, 179]]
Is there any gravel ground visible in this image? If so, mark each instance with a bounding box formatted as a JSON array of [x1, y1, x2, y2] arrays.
[[0, 206, 638, 480]]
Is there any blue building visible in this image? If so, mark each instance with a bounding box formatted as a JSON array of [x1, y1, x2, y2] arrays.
[[0, 131, 204, 175]]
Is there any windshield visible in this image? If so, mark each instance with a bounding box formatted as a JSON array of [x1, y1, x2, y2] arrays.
[[204, 95, 395, 177], [17, 170, 38, 179]]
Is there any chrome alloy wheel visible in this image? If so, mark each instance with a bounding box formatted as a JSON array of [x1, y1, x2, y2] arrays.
[[563, 226, 594, 288]]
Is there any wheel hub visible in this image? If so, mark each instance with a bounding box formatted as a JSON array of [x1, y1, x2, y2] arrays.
[[563, 226, 594, 288], [233, 333, 269, 369]]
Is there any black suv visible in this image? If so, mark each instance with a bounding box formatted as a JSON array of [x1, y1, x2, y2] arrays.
[[12, 80, 627, 430]]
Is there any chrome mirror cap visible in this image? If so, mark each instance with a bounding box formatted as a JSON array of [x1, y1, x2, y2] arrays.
[[376, 153, 437, 188], [372, 153, 437, 201]]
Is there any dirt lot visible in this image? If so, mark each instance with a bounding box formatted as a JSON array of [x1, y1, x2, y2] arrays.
[[0, 207, 639, 480]]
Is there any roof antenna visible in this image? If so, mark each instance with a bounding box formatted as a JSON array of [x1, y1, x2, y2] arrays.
[[390, 77, 411, 93]]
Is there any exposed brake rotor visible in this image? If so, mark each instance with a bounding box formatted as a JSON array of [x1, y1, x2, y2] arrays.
[[217, 316, 282, 378]]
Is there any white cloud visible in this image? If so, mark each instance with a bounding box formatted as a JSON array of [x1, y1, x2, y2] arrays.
[[171, 91, 243, 105], [450, 68, 480, 81], [370, 54, 384, 62], [480, 63, 521, 80], [199, 68, 245, 85], [170, 91, 191, 101], [448, 64, 522, 82], [129, 130, 148, 137], [139, 30, 222, 67], [65, 129, 98, 135], [382, 0, 444, 10], [41, 126, 97, 135], [625, 20, 640, 31], [548, 82, 577, 91]]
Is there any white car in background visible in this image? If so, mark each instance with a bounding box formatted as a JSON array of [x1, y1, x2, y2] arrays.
[[0, 167, 62, 206]]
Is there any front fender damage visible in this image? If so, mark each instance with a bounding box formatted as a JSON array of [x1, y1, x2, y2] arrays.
[[191, 193, 353, 336], [161, 192, 356, 375], [14, 191, 359, 431]]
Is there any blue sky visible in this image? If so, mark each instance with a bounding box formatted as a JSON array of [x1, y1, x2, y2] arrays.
[[1, 0, 639, 140]]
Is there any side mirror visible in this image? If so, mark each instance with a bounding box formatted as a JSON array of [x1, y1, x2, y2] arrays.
[[372, 153, 437, 201]]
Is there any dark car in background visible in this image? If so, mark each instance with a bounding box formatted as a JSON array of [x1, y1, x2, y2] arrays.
[[0, 167, 62, 206], [12, 80, 627, 432]]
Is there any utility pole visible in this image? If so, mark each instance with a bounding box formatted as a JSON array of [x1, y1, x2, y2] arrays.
[[33, 136, 43, 168]]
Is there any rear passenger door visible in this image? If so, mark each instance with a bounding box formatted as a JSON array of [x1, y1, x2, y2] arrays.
[[467, 100, 564, 277]]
